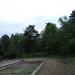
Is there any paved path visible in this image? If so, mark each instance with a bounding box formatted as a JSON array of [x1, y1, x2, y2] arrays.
[[38, 59, 74, 75], [0, 58, 45, 67]]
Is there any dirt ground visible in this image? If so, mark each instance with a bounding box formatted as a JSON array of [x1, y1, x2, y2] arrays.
[[38, 58, 75, 75]]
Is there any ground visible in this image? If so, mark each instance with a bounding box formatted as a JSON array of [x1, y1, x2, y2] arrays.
[[0, 58, 42, 75], [0, 58, 75, 75], [37, 58, 75, 75]]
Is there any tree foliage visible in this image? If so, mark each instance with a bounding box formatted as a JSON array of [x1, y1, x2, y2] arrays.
[[24, 25, 39, 54], [0, 10, 75, 59], [41, 22, 57, 54], [1, 34, 10, 58], [69, 10, 75, 23]]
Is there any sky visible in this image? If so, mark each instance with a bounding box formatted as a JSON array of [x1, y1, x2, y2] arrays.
[[0, 0, 75, 37]]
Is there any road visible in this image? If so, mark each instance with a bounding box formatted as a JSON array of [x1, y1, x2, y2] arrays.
[[0, 58, 75, 75], [38, 58, 74, 75]]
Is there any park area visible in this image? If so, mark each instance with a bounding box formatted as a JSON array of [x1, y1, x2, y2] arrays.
[[0, 58, 75, 75]]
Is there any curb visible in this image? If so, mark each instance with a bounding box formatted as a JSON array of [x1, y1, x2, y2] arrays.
[[31, 60, 46, 75], [0, 60, 21, 71]]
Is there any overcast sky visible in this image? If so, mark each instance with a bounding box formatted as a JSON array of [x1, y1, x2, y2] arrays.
[[0, 0, 75, 37]]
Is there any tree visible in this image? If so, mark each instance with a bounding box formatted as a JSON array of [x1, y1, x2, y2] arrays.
[[69, 10, 75, 23], [1, 34, 10, 58], [9, 33, 25, 58], [41, 22, 57, 54], [0, 39, 2, 56], [24, 25, 39, 54], [68, 38, 75, 56], [58, 11, 75, 56]]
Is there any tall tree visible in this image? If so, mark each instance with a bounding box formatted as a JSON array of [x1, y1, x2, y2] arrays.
[[1, 34, 10, 58], [69, 10, 75, 23], [42, 22, 57, 54], [58, 12, 75, 56], [0, 39, 3, 57], [9, 33, 25, 58], [24, 25, 39, 54]]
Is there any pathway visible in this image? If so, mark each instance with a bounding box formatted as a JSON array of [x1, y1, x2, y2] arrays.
[[38, 59, 74, 75]]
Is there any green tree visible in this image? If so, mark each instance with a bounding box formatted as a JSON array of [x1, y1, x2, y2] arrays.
[[24, 25, 39, 54], [9, 33, 25, 58], [0, 39, 3, 57], [42, 22, 57, 55], [1, 34, 10, 58], [58, 12, 75, 56], [69, 10, 75, 23]]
